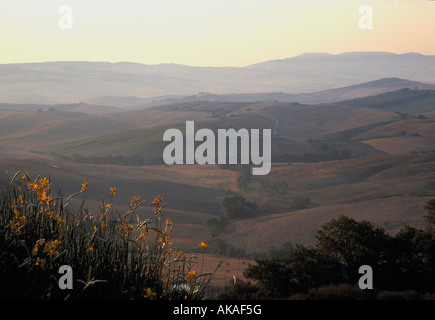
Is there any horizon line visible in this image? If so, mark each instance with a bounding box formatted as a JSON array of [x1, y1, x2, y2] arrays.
[[1, 51, 433, 68]]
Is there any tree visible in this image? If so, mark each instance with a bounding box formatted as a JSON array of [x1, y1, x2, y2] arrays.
[[241, 206, 435, 299], [205, 216, 232, 237], [424, 199, 435, 226], [243, 244, 343, 297], [392, 226, 435, 291], [220, 195, 257, 219], [243, 257, 292, 297], [314, 215, 392, 284]]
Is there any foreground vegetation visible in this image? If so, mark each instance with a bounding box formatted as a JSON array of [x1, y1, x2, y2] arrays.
[[0, 171, 217, 300], [3, 167, 435, 300], [221, 200, 435, 300]]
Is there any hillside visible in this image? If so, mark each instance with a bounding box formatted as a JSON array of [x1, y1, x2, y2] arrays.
[[36, 123, 179, 164], [33, 101, 380, 163], [308, 78, 435, 104], [1, 152, 434, 254], [86, 77, 435, 108], [31, 91, 435, 164], [339, 88, 435, 115], [223, 153, 435, 252], [2, 53, 435, 104], [0, 109, 139, 158], [1, 76, 435, 256]]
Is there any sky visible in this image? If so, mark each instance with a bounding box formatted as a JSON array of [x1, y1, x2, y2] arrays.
[[1, 0, 435, 67]]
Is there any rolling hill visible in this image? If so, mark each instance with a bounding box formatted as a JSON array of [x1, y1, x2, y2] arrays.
[[1, 74, 435, 257], [223, 153, 435, 252], [28, 86, 435, 164], [86, 77, 435, 109], [2, 53, 435, 104], [339, 88, 435, 115]]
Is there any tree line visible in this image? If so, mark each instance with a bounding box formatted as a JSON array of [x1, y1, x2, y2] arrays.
[[220, 199, 435, 299]]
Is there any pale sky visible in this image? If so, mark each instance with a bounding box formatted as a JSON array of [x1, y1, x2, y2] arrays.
[[1, 0, 435, 67]]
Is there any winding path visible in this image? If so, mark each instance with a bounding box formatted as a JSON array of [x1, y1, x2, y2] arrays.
[[250, 111, 279, 136], [271, 117, 279, 136]]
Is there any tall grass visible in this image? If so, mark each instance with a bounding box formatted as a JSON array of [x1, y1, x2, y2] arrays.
[[0, 171, 219, 300]]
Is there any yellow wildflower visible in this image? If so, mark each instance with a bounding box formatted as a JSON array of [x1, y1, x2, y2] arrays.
[[136, 224, 150, 242], [28, 177, 51, 206], [199, 241, 208, 249], [48, 212, 65, 226], [144, 287, 157, 300], [81, 178, 90, 193], [39, 177, 50, 190], [27, 181, 38, 191], [39, 191, 51, 206], [109, 187, 116, 198], [186, 270, 197, 284], [6, 205, 27, 234], [35, 257, 46, 268], [43, 239, 61, 257], [149, 195, 163, 206], [130, 196, 140, 209], [31, 244, 38, 257], [115, 223, 133, 238], [32, 239, 46, 256]]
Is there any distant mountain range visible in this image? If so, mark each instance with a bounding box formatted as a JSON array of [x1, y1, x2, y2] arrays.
[[1, 52, 435, 105]]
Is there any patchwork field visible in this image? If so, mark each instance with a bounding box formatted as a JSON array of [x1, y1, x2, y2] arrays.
[[1, 81, 435, 288], [1, 152, 435, 255]]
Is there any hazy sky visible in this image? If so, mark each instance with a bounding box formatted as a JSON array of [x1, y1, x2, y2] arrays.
[[1, 0, 435, 66]]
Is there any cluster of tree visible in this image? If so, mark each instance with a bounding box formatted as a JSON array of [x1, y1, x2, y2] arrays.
[[291, 196, 312, 210], [220, 195, 259, 219], [225, 200, 435, 299], [205, 216, 234, 237], [206, 238, 246, 257]]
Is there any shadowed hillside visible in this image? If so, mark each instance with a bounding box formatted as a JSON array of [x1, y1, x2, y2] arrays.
[[222, 153, 435, 252]]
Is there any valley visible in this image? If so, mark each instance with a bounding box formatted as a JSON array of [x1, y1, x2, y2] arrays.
[[1, 77, 435, 258]]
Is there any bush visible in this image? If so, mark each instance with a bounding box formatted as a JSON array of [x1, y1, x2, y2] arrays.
[[304, 284, 368, 300], [205, 216, 233, 237], [207, 238, 245, 257], [220, 195, 258, 219], [242, 207, 435, 299], [217, 281, 260, 300], [0, 171, 217, 300]]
